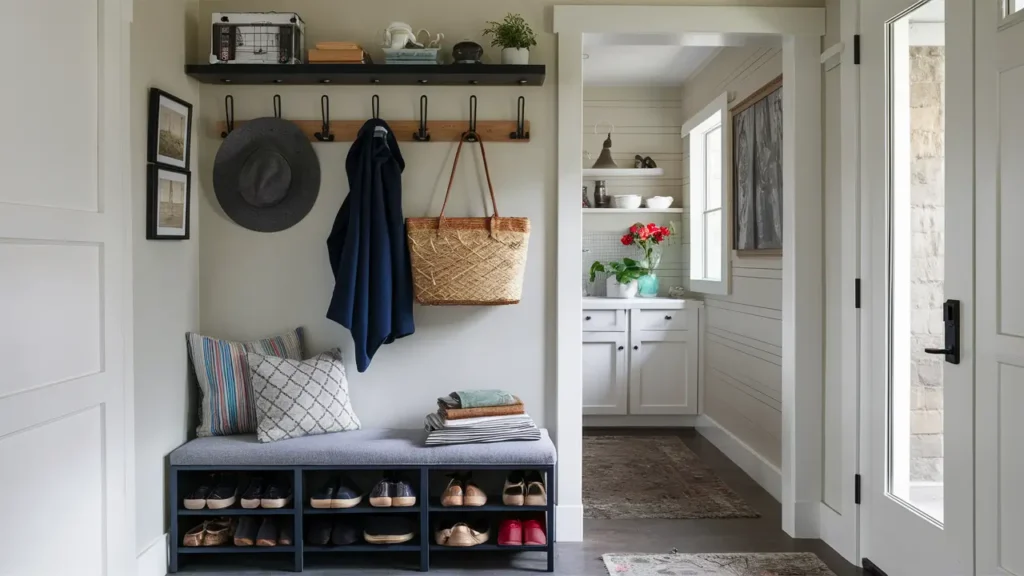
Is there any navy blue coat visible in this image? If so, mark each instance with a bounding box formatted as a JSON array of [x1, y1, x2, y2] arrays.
[[326, 119, 415, 372]]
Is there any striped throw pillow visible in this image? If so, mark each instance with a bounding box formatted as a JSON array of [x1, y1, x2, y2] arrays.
[[187, 328, 305, 437]]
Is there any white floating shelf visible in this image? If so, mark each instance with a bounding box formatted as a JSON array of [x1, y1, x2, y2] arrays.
[[582, 168, 665, 178], [583, 208, 684, 214]]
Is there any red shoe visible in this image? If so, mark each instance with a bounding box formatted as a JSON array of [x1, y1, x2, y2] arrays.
[[497, 519, 523, 546], [523, 519, 546, 546]]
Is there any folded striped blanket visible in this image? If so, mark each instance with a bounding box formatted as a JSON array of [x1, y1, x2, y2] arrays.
[[423, 412, 541, 445]]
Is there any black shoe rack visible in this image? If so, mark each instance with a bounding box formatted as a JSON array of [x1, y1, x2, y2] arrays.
[[169, 464, 555, 573]]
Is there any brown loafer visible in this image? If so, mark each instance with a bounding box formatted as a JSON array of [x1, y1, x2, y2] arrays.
[[256, 517, 279, 547]]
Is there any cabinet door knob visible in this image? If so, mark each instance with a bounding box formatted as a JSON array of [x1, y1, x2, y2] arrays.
[[618, 346, 624, 351], [665, 315, 673, 320], [585, 315, 592, 321], [634, 345, 639, 350]]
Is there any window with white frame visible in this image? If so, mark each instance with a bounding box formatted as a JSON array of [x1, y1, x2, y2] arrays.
[[683, 93, 730, 295]]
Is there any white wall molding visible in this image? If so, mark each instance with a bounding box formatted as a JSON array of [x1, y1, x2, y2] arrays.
[[137, 534, 167, 576], [555, 504, 584, 543], [584, 414, 699, 428], [697, 415, 781, 501], [554, 6, 825, 36], [781, 34, 824, 539]]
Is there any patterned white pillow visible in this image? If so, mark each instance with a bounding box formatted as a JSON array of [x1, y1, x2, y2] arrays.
[[247, 349, 361, 443]]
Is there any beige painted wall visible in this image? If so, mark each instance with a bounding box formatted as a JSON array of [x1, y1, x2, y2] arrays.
[[681, 46, 784, 466], [131, 0, 202, 556]]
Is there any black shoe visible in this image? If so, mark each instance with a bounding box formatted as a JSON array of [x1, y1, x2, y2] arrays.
[[206, 475, 238, 510], [369, 478, 392, 507], [261, 483, 292, 509], [310, 476, 337, 509], [183, 474, 214, 510], [390, 476, 417, 507], [240, 477, 265, 509], [331, 519, 360, 546], [364, 516, 415, 545], [256, 517, 279, 547], [233, 516, 258, 547], [333, 474, 363, 508], [306, 519, 332, 546]]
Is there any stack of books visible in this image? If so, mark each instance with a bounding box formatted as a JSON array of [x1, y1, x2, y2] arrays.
[[308, 42, 369, 64], [424, 390, 540, 446]]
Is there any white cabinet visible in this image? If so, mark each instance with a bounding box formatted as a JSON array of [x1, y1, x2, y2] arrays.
[[582, 304, 702, 417], [629, 330, 698, 414], [582, 332, 628, 414]]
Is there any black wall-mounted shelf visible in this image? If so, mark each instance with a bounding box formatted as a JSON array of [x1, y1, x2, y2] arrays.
[[184, 64, 546, 86]]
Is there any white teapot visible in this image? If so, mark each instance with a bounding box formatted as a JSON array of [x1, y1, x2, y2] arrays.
[[382, 22, 420, 50]]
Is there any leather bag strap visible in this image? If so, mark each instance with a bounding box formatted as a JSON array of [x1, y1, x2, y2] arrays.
[[437, 132, 500, 223]]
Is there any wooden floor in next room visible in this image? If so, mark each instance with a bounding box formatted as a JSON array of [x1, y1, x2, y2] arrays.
[[187, 428, 860, 575]]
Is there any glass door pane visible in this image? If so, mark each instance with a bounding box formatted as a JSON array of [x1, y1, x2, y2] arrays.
[[887, 0, 945, 524]]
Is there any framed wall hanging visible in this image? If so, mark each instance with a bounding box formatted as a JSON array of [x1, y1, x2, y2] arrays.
[[732, 75, 783, 255], [147, 165, 191, 240], [148, 88, 193, 171]]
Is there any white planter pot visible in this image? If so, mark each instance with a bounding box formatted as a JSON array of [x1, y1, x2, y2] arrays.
[[606, 277, 638, 299], [502, 48, 530, 65]]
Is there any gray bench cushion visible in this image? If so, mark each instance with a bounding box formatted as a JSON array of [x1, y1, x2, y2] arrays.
[[169, 428, 556, 467]]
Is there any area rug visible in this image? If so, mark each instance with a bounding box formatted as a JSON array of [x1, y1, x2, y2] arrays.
[[583, 435, 759, 519], [602, 553, 836, 576]]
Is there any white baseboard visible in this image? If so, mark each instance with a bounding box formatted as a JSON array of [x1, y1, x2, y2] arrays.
[[792, 501, 821, 538], [137, 534, 168, 576], [555, 504, 584, 542], [583, 414, 699, 427], [696, 414, 782, 502]]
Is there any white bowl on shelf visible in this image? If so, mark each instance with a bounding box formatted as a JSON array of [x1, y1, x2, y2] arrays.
[[610, 195, 642, 209], [645, 196, 675, 210]]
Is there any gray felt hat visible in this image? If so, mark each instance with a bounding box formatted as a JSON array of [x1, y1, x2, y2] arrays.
[[213, 117, 321, 233]]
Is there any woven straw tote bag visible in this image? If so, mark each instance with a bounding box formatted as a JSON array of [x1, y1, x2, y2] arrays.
[[406, 133, 530, 305]]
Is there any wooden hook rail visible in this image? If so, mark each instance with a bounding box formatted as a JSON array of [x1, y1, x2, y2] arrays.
[[214, 119, 531, 143]]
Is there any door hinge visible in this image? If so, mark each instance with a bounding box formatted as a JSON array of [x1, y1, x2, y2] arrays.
[[854, 473, 862, 504], [855, 279, 861, 309], [853, 35, 861, 65]]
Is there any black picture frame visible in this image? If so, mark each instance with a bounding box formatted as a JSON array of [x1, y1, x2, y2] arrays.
[[147, 165, 191, 240], [148, 88, 193, 171]]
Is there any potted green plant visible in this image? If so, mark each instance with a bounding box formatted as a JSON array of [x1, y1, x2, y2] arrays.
[[589, 258, 646, 298], [483, 13, 537, 65]]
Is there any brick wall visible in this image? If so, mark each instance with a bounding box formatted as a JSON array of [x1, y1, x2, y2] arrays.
[[909, 46, 945, 483]]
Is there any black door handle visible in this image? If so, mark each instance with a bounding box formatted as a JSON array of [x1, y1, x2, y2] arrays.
[[633, 345, 639, 350], [585, 316, 592, 321], [665, 315, 673, 320], [618, 346, 624, 351], [924, 300, 961, 365]]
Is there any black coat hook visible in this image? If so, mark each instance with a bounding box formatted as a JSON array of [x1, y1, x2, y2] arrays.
[[413, 95, 430, 141], [371, 94, 380, 119], [273, 94, 282, 119], [510, 96, 530, 140], [464, 95, 479, 142], [221, 95, 234, 138], [315, 95, 335, 142]]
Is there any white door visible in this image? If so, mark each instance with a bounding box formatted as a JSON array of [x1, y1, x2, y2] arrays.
[[975, 2, 1024, 574], [860, 0, 974, 574], [0, 1, 131, 575], [628, 330, 697, 415], [582, 332, 628, 415]]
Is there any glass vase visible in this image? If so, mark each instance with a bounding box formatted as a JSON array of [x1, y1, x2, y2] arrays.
[[637, 246, 663, 298]]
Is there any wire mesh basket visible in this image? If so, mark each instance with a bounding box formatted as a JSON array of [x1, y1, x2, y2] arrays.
[[210, 12, 305, 64]]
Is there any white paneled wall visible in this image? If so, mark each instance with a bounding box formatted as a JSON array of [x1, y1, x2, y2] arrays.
[[681, 47, 784, 470], [583, 86, 688, 296]]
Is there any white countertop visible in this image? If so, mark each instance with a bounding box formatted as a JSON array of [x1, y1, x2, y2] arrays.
[[583, 297, 699, 310]]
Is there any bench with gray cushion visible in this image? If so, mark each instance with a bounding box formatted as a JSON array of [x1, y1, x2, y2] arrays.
[[168, 428, 556, 574]]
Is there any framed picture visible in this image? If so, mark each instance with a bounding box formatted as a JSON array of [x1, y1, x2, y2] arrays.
[[732, 75, 783, 255], [147, 165, 191, 240], [148, 88, 193, 170]]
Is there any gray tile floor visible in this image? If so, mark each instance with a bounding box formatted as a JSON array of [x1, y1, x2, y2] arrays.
[[180, 428, 861, 575]]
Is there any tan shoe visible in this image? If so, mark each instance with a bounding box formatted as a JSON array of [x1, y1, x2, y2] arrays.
[[463, 477, 488, 507], [525, 471, 547, 506], [434, 521, 490, 547], [441, 477, 464, 506], [503, 472, 526, 506]]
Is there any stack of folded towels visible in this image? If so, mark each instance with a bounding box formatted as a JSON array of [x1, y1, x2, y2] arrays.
[[424, 389, 541, 446]]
